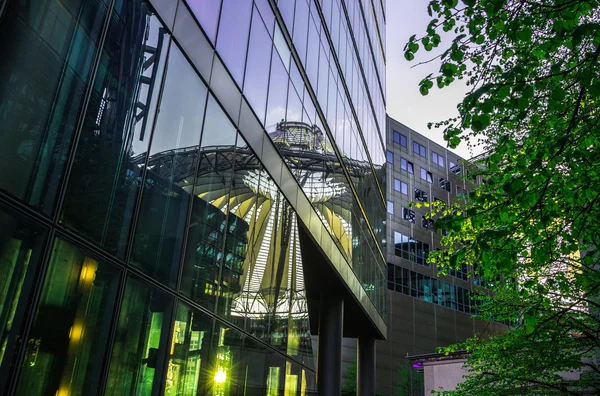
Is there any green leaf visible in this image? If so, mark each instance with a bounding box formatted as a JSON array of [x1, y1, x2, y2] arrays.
[[589, 82, 600, 97], [471, 114, 491, 131], [450, 49, 464, 62], [524, 315, 537, 334], [408, 42, 419, 53], [404, 51, 415, 61]]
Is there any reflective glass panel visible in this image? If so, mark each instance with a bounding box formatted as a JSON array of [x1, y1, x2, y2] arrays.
[[105, 277, 174, 395], [62, 7, 168, 258], [216, 0, 252, 85], [180, 95, 237, 311], [16, 238, 120, 395], [187, 0, 222, 43], [244, 7, 272, 124], [131, 45, 207, 287], [164, 302, 213, 395], [0, 0, 109, 214], [0, 207, 46, 382]]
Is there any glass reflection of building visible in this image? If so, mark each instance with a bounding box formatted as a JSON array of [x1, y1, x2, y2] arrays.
[[0, 0, 386, 395]]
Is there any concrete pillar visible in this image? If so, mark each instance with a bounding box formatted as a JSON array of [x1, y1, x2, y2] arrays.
[[357, 335, 376, 396], [317, 294, 344, 396]]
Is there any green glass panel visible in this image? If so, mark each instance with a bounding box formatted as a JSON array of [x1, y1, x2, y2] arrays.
[[0, 207, 46, 385], [0, 0, 109, 214], [164, 303, 213, 396], [105, 277, 173, 395], [16, 238, 120, 395], [61, 4, 169, 258]]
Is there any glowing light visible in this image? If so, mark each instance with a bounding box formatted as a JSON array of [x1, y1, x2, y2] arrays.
[[214, 368, 227, 384], [56, 387, 70, 396], [69, 323, 84, 343]]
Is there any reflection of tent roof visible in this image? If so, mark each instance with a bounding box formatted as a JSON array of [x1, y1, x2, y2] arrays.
[[131, 122, 374, 319]]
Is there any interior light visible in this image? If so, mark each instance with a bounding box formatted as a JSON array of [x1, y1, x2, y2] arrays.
[[214, 368, 227, 384]]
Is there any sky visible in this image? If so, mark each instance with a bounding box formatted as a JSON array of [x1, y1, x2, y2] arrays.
[[385, 1, 483, 159]]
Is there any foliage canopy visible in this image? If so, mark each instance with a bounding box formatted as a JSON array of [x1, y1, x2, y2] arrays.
[[407, 0, 600, 394]]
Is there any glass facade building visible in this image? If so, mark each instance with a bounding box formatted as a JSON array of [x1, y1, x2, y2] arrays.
[[0, 0, 386, 394]]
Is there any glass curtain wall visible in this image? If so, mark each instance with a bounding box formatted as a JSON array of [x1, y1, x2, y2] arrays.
[[0, 0, 387, 393], [0, 0, 318, 394]]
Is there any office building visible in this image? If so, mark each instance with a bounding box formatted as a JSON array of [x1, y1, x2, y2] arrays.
[[0, 0, 387, 395], [341, 117, 504, 395]]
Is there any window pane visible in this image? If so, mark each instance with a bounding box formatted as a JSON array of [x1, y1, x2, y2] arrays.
[[105, 277, 174, 395], [244, 8, 272, 124], [131, 45, 207, 287], [0, 207, 46, 379], [217, 0, 252, 85], [265, 50, 289, 131], [401, 182, 408, 195], [387, 200, 394, 214], [386, 151, 394, 164], [0, 0, 109, 213], [164, 302, 213, 395], [16, 238, 120, 395], [181, 95, 238, 311], [62, 9, 168, 258], [187, 0, 222, 43]]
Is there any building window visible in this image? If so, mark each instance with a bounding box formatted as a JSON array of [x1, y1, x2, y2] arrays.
[[449, 264, 469, 281], [422, 216, 434, 230], [393, 232, 430, 267], [420, 168, 433, 183], [450, 161, 462, 175], [387, 200, 394, 214], [439, 177, 451, 192], [413, 141, 426, 157], [415, 188, 428, 202], [457, 185, 468, 197], [387, 264, 477, 313], [402, 207, 416, 223], [432, 151, 445, 167], [466, 168, 478, 184], [393, 130, 407, 147], [386, 150, 394, 164], [401, 158, 414, 174], [394, 179, 408, 195], [434, 197, 447, 207]]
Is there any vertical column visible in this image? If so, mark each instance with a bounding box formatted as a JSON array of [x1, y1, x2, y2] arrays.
[[357, 335, 376, 396], [317, 294, 344, 396]]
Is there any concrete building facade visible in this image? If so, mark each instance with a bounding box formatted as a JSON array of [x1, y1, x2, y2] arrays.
[[342, 116, 504, 395]]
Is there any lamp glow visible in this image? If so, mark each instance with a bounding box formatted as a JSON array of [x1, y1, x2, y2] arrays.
[[214, 368, 227, 384]]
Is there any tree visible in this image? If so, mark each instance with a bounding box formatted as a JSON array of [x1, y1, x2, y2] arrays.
[[394, 361, 425, 396], [405, 0, 600, 394], [341, 359, 358, 395]]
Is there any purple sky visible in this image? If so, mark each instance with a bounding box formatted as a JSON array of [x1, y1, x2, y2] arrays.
[[386, 1, 482, 159]]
